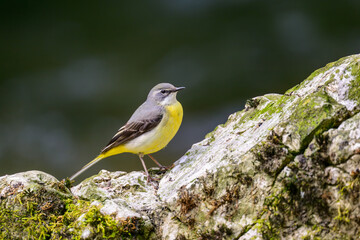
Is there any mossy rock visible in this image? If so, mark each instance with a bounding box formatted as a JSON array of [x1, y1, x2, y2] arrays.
[[1, 54, 360, 239], [0, 171, 153, 239]]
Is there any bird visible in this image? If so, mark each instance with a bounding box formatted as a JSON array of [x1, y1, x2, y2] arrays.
[[69, 83, 185, 182]]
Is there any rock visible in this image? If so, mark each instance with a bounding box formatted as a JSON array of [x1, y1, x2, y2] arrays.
[[0, 54, 360, 239], [157, 54, 360, 239], [0, 170, 155, 239], [0, 171, 71, 239]]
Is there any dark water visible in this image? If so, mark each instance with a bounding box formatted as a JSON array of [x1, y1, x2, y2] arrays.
[[1, 1, 359, 181]]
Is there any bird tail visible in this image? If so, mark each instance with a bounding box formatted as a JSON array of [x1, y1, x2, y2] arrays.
[[69, 153, 107, 181]]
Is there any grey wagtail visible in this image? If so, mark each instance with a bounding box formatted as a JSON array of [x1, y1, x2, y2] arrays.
[[70, 83, 184, 182]]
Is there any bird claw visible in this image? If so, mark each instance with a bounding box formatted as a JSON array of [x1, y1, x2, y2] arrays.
[[159, 164, 174, 171], [144, 174, 159, 189], [146, 175, 159, 182]]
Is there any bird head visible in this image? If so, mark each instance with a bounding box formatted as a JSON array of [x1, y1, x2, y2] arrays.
[[148, 83, 185, 105]]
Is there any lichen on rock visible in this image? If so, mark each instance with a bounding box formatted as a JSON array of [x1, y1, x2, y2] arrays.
[[1, 54, 360, 239]]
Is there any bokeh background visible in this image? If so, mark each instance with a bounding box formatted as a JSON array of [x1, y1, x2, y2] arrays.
[[1, 1, 360, 181]]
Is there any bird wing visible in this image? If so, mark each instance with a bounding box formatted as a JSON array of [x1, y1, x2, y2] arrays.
[[101, 102, 163, 153]]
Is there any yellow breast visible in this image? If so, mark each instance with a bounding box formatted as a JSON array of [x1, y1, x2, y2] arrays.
[[121, 101, 183, 155], [161, 101, 183, 146]]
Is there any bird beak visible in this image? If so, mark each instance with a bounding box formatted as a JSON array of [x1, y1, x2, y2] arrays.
[[173, 87, 185, 92]]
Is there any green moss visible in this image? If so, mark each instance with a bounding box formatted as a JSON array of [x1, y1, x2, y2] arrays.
[[286, 91, 344, 151], [253, 172, 324, 239], [253, 182, 303, 239], [348, 64, 360, 103], [71, 180, 108, 202], [205, 124, 224, 141], [254, 217, 280, 240], [284, 84, 300, 95], [204, 131, 216, 143], [304, 66, 327, 82], [333, 207, 350, 226], [207, 94, 282, 138], [299, 55, 355, 88], [332, 175, 360, 232], [300, 225, 323, 240], [0, 185, 147, 239], [233, 95, 286, 132]]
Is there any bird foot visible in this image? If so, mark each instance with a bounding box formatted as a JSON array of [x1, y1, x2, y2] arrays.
[[159, 163, 174, 171], [143, 174, 159, 189], [146, 175, 161, 182]]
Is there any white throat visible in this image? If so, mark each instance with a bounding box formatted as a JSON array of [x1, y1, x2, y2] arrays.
[[161, 93, 178, 106]]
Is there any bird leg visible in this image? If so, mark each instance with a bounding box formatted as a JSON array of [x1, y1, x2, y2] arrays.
[[147, 154, 174, 170], [139, 154, 154, 182]]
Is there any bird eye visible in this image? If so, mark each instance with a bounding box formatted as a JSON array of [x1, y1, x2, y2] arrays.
[[161, 89, 166, 94]]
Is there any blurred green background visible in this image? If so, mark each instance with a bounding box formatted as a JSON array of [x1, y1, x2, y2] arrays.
[[1, 1, 359, 181]]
